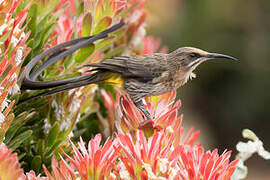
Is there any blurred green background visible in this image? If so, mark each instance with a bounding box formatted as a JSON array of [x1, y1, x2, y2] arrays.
[[147, 0, 269, 179]]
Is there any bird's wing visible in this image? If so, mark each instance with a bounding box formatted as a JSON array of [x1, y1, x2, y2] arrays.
[[87, 54, 168, 82]]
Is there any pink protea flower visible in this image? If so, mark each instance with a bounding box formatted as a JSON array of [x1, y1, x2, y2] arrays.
[[97, 89, 117, 136], [58, 134, 117, 180], [113, 130, 200, 179], [49, 129, 238, 179], [53, 0, 76, 15], [112, 130, 239, 180], [177, 145, 239, 180], [0, 0, 30, 143], [43, 155, 76, 180], [0, 144, 25, 180], [142, 36, 168, 54], [99, 87, 200, 140], [85, 0, 127, 21], [50, 10, 74, 46], [25, 170, 47, 180], [117, 91, 198, 139]]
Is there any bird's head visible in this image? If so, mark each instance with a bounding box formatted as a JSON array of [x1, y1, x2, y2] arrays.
[[169, 47, 237, 68], [168, 47, 237, 81]]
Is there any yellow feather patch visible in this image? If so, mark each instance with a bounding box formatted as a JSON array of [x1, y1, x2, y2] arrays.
[[103, 73, 124, 88]]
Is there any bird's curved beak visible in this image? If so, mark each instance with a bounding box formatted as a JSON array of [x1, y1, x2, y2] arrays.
[[206, 53, 238, 61]]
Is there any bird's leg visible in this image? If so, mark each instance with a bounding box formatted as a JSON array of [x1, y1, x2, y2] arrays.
[[134, 99, 153, 126]]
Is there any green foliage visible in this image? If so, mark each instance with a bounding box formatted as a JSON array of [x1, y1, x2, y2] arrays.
[[2, 0, 145, 175], [75, 44, 95, 63], [82, 13, 92, 36], [24, 2, 59, 65]]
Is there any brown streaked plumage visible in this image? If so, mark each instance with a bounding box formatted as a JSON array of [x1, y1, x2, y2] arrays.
[[86, 47, 237, 125], [20, 44, 237, 126]]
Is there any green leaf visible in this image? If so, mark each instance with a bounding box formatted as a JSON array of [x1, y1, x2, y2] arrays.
[[94, 0, 104, 23], [28, 3, 38, 37], [103, 0, 114, 17], [45, 139, 63, 157], [0, 129, 5, 144], [103, 45, 125, 59], [0, 113, 14, 143], [111, 26, 126, 38], [37, 14, 50, 33], [47, 122, 60, 147], [82, 13, 92, 37], [4, 111, 35, 144], [40, 23, 57, 48], [76, 1, 84, 17], [8, 130, 32, 150], [18, 152, 26, 161], [31, 155, 42, 173], [32, 32, 42, 49], [95, 35, 115, 51], [75, 44, 95, 63], [93, 16, 112, 35], [63, 53, 74, 69], [37, 139, 45, 157]]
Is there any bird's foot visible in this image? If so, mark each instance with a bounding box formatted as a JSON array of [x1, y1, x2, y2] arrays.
[[138, 116, 162, 132], [138, 119, 162, 133], [139, 113, 155, 126], [139, 119, 154, 127]]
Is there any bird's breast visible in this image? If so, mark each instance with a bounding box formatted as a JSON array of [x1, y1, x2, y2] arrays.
[[171, 69, 190, 89]]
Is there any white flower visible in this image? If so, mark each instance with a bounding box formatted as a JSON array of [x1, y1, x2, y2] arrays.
[[232, 129, 270, 180], [232, 160, 247, 180], [236, 129, 270, 161]]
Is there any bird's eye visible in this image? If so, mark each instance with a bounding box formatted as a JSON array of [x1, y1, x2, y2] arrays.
[[189, 53, 198, 58]]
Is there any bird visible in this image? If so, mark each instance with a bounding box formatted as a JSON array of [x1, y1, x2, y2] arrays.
[[85, 47, 237, 125], [20, 44, 237, 126]]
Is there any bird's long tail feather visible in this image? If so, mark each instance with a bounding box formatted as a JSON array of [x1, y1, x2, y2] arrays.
[[18, 72, 101, 104]]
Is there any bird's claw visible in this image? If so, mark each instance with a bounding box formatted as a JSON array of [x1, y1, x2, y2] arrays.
[[139, 119, 154, 127]]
